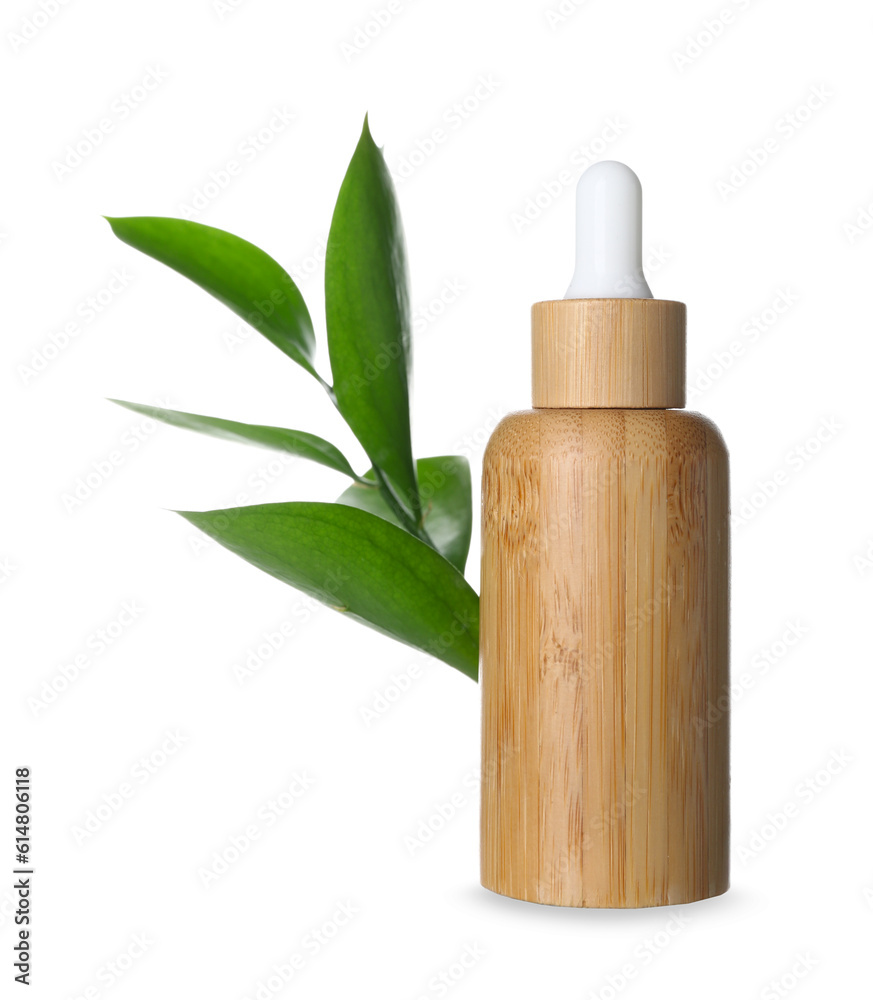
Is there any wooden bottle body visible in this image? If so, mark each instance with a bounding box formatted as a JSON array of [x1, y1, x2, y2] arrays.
[[480, 407, 729, 907]]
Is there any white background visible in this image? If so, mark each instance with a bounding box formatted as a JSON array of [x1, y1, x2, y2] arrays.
[[3, 0, 872, 997]]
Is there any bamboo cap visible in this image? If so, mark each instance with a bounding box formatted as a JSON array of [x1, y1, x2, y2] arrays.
[[531, 298, 686, 409]]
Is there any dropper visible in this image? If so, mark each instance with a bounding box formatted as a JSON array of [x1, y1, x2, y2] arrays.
[[564, 161, 652, 300]]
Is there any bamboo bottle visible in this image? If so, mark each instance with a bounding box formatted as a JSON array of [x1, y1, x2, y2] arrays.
[[480, 163, 729, 908]]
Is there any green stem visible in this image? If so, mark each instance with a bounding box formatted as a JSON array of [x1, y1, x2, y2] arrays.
[[320, 377, 433, 547], [371, 466, 434, 548], [316, 374, 338, 406]]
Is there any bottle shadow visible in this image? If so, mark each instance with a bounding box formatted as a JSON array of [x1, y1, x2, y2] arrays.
[[457, 882, 761, 928]]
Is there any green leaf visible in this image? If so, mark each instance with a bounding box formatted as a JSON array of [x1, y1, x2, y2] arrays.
[[105, 216, 318, 378], [325, 117, 419, 516], [109, 399, 359, 479], [337, 456, 472, 571], [179, 502, 479, 679]]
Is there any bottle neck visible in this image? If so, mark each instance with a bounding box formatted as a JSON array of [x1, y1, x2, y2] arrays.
[[531, 299, 686, 409]]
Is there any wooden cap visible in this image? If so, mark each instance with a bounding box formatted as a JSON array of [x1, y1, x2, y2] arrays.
[[532, 299, 686, 408]]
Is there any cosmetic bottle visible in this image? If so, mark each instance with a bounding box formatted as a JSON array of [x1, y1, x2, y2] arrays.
[[480, 161, 729, 907]]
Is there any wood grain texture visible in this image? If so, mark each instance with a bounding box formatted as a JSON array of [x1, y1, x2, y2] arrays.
[[480, 408, 729, 907], [532, 299, 686, 409]]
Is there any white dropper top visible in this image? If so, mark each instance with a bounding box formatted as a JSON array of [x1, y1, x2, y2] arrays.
[[564, 160, 653, 299]]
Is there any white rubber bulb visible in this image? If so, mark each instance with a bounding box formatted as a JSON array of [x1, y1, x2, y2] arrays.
[[564, 160, 653, 299]]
